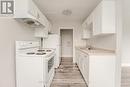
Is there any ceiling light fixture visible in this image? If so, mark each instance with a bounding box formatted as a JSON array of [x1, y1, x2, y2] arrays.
[[62, 9, 72, 16]]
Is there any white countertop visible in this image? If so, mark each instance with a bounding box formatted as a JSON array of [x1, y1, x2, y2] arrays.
[[76, 47, 115, 55]]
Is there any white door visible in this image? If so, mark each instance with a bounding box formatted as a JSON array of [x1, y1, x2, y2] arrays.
[[61, 29, 73, 57]]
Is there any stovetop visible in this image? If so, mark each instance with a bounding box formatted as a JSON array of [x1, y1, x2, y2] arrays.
[[26, 48, 54, 55]]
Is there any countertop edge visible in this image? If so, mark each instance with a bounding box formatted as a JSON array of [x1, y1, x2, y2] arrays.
[[75, 47, 116, 56]]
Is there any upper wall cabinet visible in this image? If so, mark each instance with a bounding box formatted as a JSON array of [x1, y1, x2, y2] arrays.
[[93, 0, 115, 36], [14, 0, 43, 23], [82, 22, 92, 39], [14, 0, 51, 38], [34, 21, 52, 38], [82, 12, 93, 39], [82, 0, 115, 38], [86, 13, 93, 25]]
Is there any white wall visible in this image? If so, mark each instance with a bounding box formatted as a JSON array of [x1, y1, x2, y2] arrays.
[[51, 22, 86, 62], [86, 35, 116, 50], [122, 0, 130, 66], [0, 18, 36, 87], [61, 30, 73, 57]]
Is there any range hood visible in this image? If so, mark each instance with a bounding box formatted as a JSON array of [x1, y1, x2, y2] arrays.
[[14, 0, 47, 28], [15, 18, 44, 28]]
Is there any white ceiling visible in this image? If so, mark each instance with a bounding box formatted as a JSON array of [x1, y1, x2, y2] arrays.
[[34, 0, 102, 23]]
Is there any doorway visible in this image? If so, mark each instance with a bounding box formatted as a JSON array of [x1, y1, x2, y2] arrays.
[[51, 29, 87, 87], [60, 29, 73, 58]]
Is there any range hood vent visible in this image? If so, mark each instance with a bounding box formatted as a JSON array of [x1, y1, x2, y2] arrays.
[[15, 18, 45, 28], [14, 0, 48, 28]]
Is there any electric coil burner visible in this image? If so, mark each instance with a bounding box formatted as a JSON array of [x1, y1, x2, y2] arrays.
[[37, 49, 52, 52], [37, 50, 46, 52], [46, 50, 52, 52], [26, 52, 35, 55], [36, 52, 46, 55], [26, 49, 53, 55]]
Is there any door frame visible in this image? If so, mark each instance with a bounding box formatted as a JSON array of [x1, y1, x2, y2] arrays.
[[59, 27, 74, 60]]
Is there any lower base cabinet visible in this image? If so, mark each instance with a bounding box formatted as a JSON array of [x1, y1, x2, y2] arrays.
[[76, 49, 115, 87]]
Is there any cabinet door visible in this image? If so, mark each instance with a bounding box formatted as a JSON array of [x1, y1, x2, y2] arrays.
[[78, 52, 82, 71], [89, 56, 115, 87], [93, 3, 102, 36], [82, 23, 92, 39], [82, 23, 87, 39], [82, 54, 89, 84], [87, 13, 93, 25], [48, 22, 52, 33], [77, 51, 83, 72], [16, 57, 44, 87], [93, 0, 115, 36], [37, 11, 46, 26], [76, 50, 79, 64], [28, 0, 38, 18], [34, 28, 47, 38], [102, 0, 115, 34]]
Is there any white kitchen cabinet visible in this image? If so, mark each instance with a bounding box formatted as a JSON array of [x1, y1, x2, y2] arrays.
[[86, 13, 93, 25], [92, 0, 115, 36], [33, 4, 51, 38], [82, 10, 93, 39], [35, 28, 48, 38], [81, 0, 115, 38], [15, 0, 41, 20], [15, 0, 52, 38], [82, 23, 86, 39], [37, 10, 50, 28], [34, 11, 52, 38], [48, 22, 52, 33], [82, 53, 89, 84], [82, 22, 92, 39], [76, 48, 116, 87], [76, 50, 89, 84], [34, 20, 50, 38], [92, 3, 102, 36], [88, 55, 115, 87], [28, 0, 38, 18], [75, 50, 80, 65], [76, 50, 83, 70]]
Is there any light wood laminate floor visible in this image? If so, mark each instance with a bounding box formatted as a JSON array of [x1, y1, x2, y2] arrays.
[[51, 57, 87, 87], [121, 67, 130, 87]]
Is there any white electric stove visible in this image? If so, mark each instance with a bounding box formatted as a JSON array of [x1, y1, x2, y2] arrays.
[[16, 41, 56, 87]]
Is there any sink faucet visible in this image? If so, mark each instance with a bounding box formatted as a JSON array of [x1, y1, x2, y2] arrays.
[[86, 45, 93, 50]]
